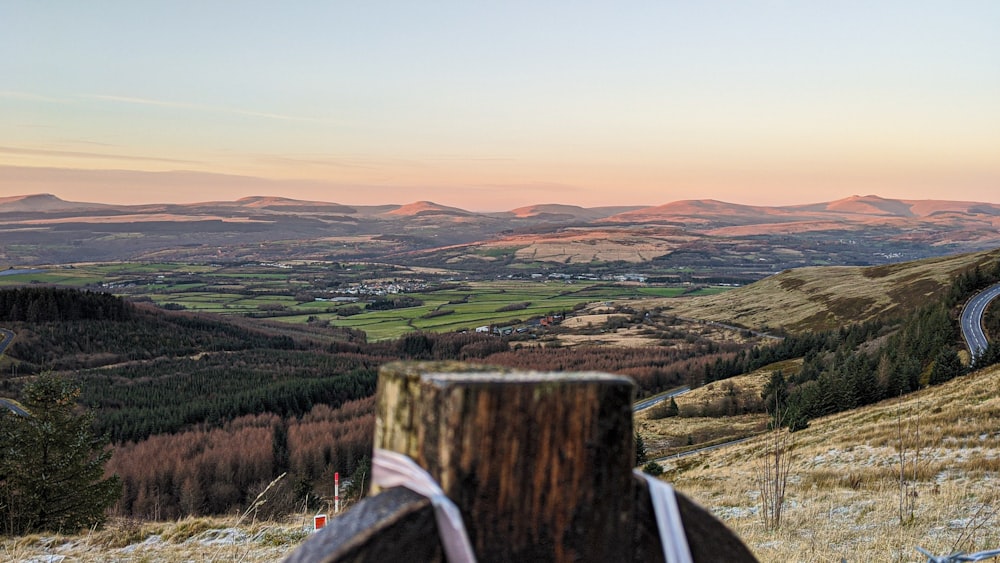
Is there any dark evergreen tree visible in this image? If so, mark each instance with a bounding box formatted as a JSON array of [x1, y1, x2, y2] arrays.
[[929, 348, 963, 385], [634, 431, 648, 465], [666, 396, 680, 417], [341, 455, 371, 503], [0, 374, 121, 534], [272, 422, 291, 476], [976, 342, 1000, 368], [761, 370, 788, 416]]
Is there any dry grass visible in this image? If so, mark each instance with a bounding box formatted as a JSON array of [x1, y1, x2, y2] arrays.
[[653, 362, 1000, 562], [554, 311, 761, 349], [558, 325, 659, 348], [637, 412, 769, 458], [0, 515, 312, 562], [560, 313, 625, 329], [637, 362, 799, 457], [658, 248, 1000, 333], [471, 226, 699, 264], [671, 369, 774, 412]]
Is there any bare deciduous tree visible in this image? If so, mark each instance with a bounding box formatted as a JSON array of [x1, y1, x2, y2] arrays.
[[756, 401, 793, 531]]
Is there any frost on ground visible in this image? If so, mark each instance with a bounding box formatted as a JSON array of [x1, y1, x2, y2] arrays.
[[661, 363, 1000, 562], [1, 520, 311, 563]]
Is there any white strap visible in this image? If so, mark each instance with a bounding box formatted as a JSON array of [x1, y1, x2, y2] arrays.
[[635, 470, 694, 563], [372, 448, 477, 563]]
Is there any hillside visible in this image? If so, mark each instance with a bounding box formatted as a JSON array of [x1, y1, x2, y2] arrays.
[[504, 203, 643, 221], [661, 361, 1000, 562], [0, 193, 111, 213], [382, 200, 472, 217], [662, 248, 1000, 332]]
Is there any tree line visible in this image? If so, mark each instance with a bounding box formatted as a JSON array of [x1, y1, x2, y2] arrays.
[[764, 261, 1000, 430], [0, 287, 130, 323], [106, 398, 374, 520]]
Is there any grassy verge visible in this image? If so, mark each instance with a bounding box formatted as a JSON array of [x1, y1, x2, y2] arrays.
[[654, 362, 1000, 561]]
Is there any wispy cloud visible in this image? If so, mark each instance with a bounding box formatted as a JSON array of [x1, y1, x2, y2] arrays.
[[474, 182, 580, 193], [254, 154, 429, 171], [0, 91, 71, 104], [54, 138, 117, 148], [3, 90, 314, 123], [86, 94, 321, 123], [0, 146, 199, 165], [427, 156, 518, 162]]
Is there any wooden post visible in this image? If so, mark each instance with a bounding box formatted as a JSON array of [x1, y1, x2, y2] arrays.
[[287, 362, 756, 563]]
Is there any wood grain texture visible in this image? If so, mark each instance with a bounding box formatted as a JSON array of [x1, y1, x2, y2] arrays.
[[286, 362, 757, 562], [375, 362, 633, 562]]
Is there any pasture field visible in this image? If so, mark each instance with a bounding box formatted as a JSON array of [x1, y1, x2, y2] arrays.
[[298, 282, 728, 340], [0, 262, 729, 340], [0, 270, 97, 286]]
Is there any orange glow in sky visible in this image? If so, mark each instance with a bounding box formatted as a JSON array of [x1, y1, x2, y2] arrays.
[[2, 2, 998, 210]]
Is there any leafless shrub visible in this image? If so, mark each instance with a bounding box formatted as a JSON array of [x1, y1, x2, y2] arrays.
[[896, 398, 925, 525], [755, 405, 793, 530]]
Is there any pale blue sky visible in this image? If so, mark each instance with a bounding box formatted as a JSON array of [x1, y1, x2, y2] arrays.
[[2, 1, 998, 209]]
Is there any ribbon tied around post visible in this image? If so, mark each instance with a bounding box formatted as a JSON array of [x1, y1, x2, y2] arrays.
[[372, 448, 477, 563], [372, 448, 692, 563], [636, 470, 694, 563]]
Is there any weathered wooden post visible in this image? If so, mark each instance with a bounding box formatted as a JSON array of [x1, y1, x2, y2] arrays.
[[287, 362, 756, 562]]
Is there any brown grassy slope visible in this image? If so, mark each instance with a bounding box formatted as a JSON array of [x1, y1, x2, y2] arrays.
[[636, 360, 801, 458], [661, 248, 1000, 333], [658, 362, 1000, 562]]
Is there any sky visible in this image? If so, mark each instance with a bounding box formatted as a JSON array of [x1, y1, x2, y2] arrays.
[[2, 1, 998, 211]]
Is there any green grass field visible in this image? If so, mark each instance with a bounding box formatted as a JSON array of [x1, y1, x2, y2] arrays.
[[0, 263, 730, 340], [306, 282, 727, 340]]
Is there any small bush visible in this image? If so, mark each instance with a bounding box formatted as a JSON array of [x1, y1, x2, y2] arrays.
[[258, 527, 310, 547], [647, 397, 680, 420], [642, 462, 664, 476], [162, 518, 218, 543], [421, 309, 455, 319]]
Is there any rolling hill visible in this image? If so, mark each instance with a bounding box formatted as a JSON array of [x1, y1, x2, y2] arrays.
[[662, 247, 1000, 333]]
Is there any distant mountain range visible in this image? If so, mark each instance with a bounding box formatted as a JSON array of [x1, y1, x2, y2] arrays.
[[0, 193, 644, 221], [3, 192, 998, 223], [2, 193, 999, 279]]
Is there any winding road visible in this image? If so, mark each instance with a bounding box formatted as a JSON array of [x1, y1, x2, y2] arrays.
[[652, 437, 753, 464], [0, 328, 13, 356], [0, 397, 29, 417], [961, 283, 1000, 360], [633, 386, 690, 412], [0, 328, 30, 417]]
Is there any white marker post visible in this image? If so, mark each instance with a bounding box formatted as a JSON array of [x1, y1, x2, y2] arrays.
[[335, 472, 340, 514]]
